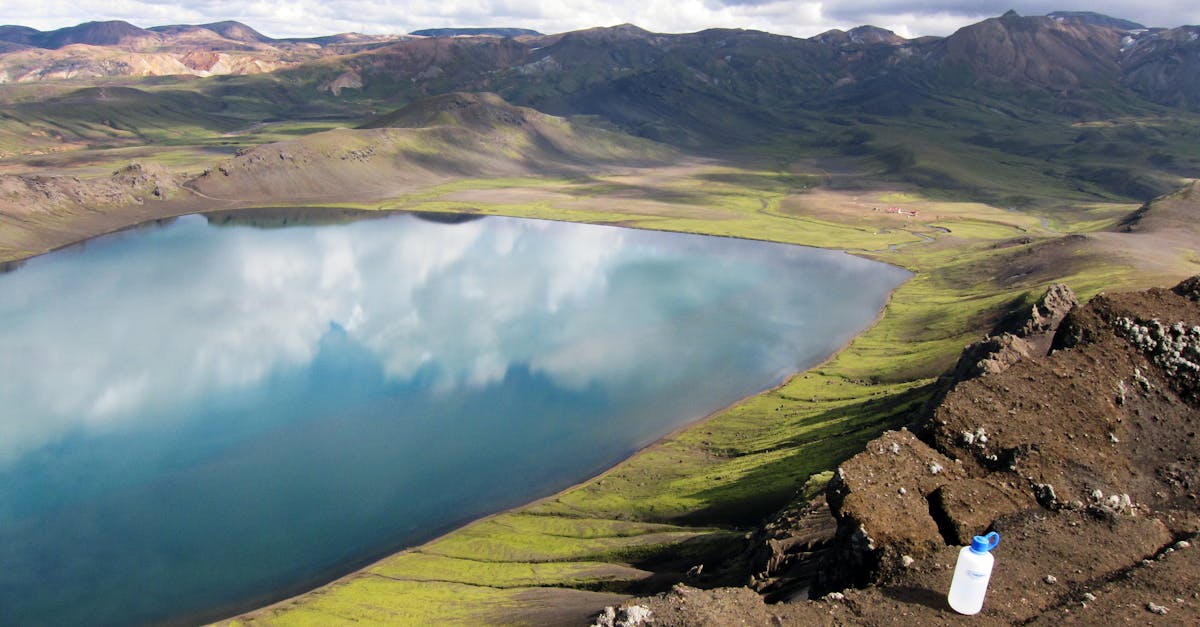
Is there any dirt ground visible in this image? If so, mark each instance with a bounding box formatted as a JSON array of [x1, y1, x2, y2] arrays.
[[599, 274, 1200, 626]]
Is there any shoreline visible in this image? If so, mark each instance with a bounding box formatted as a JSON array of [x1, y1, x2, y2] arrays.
[[213, 250, 912, 623], [220, 284, 908, 624], [1, 199, 914, 625]]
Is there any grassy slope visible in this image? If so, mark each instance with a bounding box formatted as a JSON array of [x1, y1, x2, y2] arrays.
[[224, 156, 1192, 625]]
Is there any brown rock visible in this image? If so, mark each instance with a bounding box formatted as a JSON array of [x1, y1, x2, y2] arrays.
[[950, 283, 1077, 383], [1020, 283, 1079, 339], [928, 479, 1036, 545], [743, 498, 837, 601], [1173, 273, 1200, 301], [825, 429, 964, 585], [954, 333, 1034, 380]]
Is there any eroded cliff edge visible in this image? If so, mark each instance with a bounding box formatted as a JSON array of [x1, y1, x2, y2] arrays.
[[599, 276, 1200, 625]]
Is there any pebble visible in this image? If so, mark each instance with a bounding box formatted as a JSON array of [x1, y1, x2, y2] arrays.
[[622, 605, 653, 624], [1146, 602, 1169, 615], [1044, 575, 1058, 584]]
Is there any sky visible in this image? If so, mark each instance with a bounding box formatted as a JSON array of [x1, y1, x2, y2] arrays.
[[2, 0, 1198, 40]]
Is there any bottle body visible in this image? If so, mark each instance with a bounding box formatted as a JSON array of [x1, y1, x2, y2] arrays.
[[947, 545, 994, 615]]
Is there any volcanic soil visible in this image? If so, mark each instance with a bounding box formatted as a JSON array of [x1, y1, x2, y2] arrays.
[[598, 275, 1200, 625]]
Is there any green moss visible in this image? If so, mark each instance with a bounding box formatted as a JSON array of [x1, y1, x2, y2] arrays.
[[368, 553, 648, 589], [240, 577, 519, 625]]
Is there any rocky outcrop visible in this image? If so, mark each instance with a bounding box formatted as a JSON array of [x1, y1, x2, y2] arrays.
[[742, 498, 837, 602], [0, 162, 181, 218], [320, 69, 363, 96], [831, 274, 1200, 597], [1175, 275, 1200, 302], [823, 429, 967, 587], [609, 276, 1200, 624], [953, 333, 1037, 380], [951, 283, 1078, 382]]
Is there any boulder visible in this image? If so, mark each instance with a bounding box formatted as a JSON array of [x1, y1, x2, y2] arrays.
[[1173, 273, 1200, 301], [951, 283, 1077, 383], [823, 429, 964, 585]]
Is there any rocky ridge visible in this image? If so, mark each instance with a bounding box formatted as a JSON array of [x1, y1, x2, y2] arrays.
[[599, 275, 1200, 624], [2, 12, 1199, 117], [0, 20, 402, 82]]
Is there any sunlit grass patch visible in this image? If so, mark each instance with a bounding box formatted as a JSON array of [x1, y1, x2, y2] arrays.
[[368, 553, 648, 589]]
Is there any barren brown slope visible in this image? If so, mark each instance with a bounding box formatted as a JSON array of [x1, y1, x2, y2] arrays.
[[1089, 181, 1200, 283], [0, 92, 673, 262], [935, 10, 1125, 89], [0, 163, 187, 263], [608, 274, 1200, 626], [185, 92, 673, 203]]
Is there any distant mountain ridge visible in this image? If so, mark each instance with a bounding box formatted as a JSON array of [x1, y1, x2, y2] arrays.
[[0, 12, 1193, 92], [150, 21, 274, 44], [0, 19, 404, 81], [1046, 11, 1146, 30], [410, 28, 542, 38], [2, 11, 1199, 179], [0, 19, 404, 50], [3, 20, 160, 49]]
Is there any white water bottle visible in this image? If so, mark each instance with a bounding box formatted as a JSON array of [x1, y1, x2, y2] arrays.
[[947, 531, 1000, 615]]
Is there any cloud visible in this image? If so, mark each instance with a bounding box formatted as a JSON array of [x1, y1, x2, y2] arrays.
[[6, 0, 1197, 39]]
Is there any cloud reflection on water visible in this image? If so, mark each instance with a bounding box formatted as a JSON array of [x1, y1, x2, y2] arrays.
[[0, 214, 907, 464]]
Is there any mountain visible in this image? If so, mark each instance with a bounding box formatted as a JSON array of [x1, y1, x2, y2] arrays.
[[0, 20, 403, 82], [933, 10, 1123, 88], [3, 13, 1196, 115], [2, 12, 1199, 202], [811, 25, 907, 47], [359, 91, 542, 129], [0, 25, 41, 47], [197, 21, 274, 44], [186, 91, 673, 203], [410, 28, 542, 38], [1046, 10, 1146, 30], [0, 20, 161, 50], [1121, 25, 1200, 109], [149, 21, 273, 45], [304, 11, 1198, 118]]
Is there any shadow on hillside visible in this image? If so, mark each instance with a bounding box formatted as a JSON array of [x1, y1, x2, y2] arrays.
[[669, 382, 938, 529]]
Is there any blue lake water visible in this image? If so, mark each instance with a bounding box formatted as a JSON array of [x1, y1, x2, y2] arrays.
[[0, 212, 909, 625]]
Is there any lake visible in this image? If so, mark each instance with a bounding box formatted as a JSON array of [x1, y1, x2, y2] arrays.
[[0, 211, 909, 625]]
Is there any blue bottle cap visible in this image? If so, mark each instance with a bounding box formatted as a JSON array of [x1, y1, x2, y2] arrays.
[[970, 531, 1000, 554]]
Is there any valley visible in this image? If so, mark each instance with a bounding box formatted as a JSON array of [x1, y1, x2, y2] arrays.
[[0, 9, 1198, 626]]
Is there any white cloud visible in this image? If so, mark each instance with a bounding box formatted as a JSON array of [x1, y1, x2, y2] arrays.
[[5, 0, 1197, 39]]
